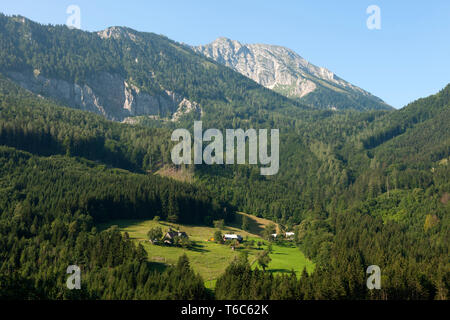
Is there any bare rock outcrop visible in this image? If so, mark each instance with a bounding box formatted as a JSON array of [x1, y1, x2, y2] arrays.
[[194, 38, 383, 108], [7, 71, 200, 121]]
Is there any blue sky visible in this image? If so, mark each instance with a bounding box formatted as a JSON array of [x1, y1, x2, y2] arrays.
[[1, 0, 449, 108]]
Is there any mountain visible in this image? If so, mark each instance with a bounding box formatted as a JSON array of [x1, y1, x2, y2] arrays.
[[0, 12, 448, 300], [194, 37, 392, 111], [0, 14, 309, 122]]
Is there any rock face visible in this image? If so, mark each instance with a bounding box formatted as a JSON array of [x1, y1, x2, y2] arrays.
[[194, 38, 390, 110], [97, 26, 138, 42], [7, 71, 200, 121]]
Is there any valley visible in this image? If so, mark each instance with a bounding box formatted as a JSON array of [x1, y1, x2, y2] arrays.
[[0, 12, 448, 300]]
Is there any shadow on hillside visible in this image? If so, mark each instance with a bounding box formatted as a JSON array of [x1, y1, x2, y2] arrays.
[[267, 268, 294, 274], [146, 261, 168, 273], [97, 219, 149, 233], [231, 213, 265, 236], [187, 242, 208, 253]]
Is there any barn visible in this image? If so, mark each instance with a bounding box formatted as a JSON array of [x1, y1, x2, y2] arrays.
[[163, 228, 189, 244]]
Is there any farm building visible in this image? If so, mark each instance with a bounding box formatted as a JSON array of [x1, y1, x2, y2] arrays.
[[271, 232, 295, 239], [163, 228, 189, 244], [223, 234, 243, 242], [285, 232, 295, 238]]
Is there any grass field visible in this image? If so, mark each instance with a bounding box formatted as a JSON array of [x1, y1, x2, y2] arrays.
[[154, 165, 193, 183], [99, 216, 314, 288]]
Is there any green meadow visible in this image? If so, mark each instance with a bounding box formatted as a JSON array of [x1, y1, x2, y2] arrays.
[[99, 216, 314, 288]]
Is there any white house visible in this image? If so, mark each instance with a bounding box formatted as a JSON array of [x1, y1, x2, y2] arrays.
[[223, 234, 243, 242], [285, 232, 295, 238]]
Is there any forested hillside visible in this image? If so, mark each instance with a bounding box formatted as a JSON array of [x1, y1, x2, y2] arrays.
[[0, 13, 448, 300], [0, 144, 221, 299], [0, 70, 448, 299], [211, 86, 449, 299], [0, 76, 232, 299], [0, 74, 173, 172]]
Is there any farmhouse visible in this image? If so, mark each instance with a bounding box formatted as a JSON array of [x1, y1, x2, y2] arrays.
[[163, 228, 189, 244], [223, 234, 243, 242], [285, 232, 295, 238]]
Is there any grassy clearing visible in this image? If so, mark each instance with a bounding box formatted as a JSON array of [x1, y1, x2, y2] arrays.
[[231, 212, 281, 235], [154, 165, 193, 183], [99, 218, 314, 287], [261, 242, 314, 275]]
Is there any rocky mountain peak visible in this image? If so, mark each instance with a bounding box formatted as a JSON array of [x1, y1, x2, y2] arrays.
[[97, 26, 139, 41], [194, 38, 390, 110]]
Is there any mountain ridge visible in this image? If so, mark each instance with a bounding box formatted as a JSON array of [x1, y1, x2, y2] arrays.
[[194, 37, 392, 111], [0, 14, 312, 122], [0, 14, 390, 123]]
